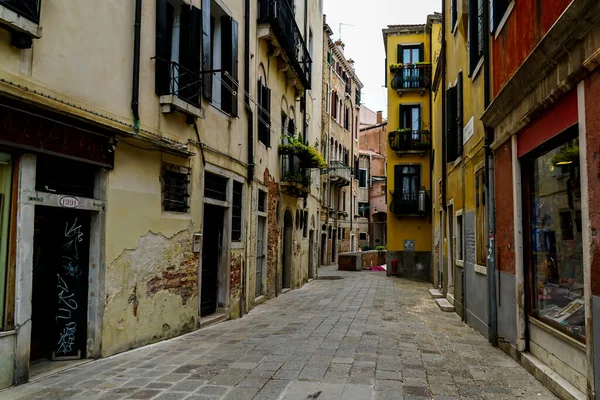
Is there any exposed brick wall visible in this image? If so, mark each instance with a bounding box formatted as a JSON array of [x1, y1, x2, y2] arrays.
[[228, 251, 243, 318], [494, 140, 515, 275], [264, 168, 280, 298]]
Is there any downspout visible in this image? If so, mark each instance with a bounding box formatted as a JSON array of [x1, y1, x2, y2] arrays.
[[131, 0, 142, 131], [240, 0, 253, 318], [483, 0, 498, 346], [441, 1, 447, 290]]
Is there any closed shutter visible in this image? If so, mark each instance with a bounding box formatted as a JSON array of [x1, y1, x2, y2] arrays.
[[418, 43, 424, 62], [221, 16, 238, 116], [179, 5, 202, 106], [399, 104, 406, 129], [201, 0, 212, 101], [265, 86, 271, 147], [394, 165, 403, 193], [456, 71, 463, 157], [155, 0, 173, 96], [397, 45, 404, 63], [446, 86, 458, 161], [468, 0, 478, 74]]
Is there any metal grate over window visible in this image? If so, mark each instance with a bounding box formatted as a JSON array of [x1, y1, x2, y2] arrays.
[[162, 163, 190, 213], [232, 181, 243, 242], [204, 172, 228, 201]]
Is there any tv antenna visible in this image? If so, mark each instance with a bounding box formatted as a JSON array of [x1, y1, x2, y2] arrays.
[[338, 23, 354, 41]]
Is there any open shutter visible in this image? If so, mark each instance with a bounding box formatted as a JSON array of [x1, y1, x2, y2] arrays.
[[155, 0, 173, 96], [178, 5, 201, 106], [399, 104, 405, 129], [384, 57, 387, 87], [446, 86, 458, 161], [394, 165, 403, 194], [257, 79, 263, 143], [230, 18, 239, 117], [265, 86, 271, 147], [190, 7, 202, 104], [456, 71, 463, 156], [418, 43, 424, 62], [468, 0, 478, 74], [201, 0, 212, 101], [418, 104, 423, 130], [221, 16, 233, 114], [397, 45, 404, 63]]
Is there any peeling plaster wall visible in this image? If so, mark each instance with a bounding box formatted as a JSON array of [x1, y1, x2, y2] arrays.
[[101, 145, 201, 357], [265, 169, 281, 298]]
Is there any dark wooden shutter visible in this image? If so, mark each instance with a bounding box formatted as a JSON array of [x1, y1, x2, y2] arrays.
[[178, 6, 201, 106], [257, 79, 264, 143], [397, 45, 404, 63], [265, 86, 271, 146], [399, 104, 406, 129], [394, 165, 403, 193], [418, 104, 422, 130], [230, 18, 239, 116], [221, 16, 238, 116], [468, 0, 478, 74], [418, 43, 424, 62], [201, 0, 212, 101], [446, 86, 458, 161], [456, 71, 463, 157], [155, 0, 173, 96]]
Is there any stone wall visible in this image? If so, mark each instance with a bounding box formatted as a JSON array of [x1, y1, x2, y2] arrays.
[[265, 169, 280, 299]]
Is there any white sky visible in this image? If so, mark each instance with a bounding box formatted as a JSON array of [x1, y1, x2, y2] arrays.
[[322, 0, 441, 118]]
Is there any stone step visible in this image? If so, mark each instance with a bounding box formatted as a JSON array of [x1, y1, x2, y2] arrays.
[[200, 312, 228, 329], [429, 288, 444, 299], [435, 298, 455, 312]]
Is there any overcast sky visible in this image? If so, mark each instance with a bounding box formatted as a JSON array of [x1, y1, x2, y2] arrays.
[[322, 0, 441, 117]]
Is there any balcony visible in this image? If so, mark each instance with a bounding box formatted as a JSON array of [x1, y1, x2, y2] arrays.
[[280, 153, 311, 197], [258, 0, 312, 90], [389, 190, 431, 216], [388, 129, 431, 154], [156, 59, 203, 118], [390, 64, 431, 95], [329, 160, 351, 187], [0, 0, 42, 45]]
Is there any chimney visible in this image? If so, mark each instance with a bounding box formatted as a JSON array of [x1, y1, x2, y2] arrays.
[[376, 111, 383, 124], [334, 40, 344, 52]]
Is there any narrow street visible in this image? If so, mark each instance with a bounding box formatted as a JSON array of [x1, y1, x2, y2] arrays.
[[0, 267, 555, 400]]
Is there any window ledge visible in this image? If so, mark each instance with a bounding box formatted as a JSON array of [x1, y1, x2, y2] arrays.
[[0, 330, 16, 338], [494, 1, 516, 40], [474, 264, 487, 275], [471, 57, 484, 81], [161, 211, 191, 220], [231, 241, 244, 249], [0, 5, 42, 38], [160, 95, 202, 118], [456, 259, 464, 267]]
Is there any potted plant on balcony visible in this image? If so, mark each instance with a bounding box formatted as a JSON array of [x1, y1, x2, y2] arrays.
[[278, 135, 326, 168]]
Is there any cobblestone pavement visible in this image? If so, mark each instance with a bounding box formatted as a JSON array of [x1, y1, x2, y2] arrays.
[[0, 266, 556, 400]]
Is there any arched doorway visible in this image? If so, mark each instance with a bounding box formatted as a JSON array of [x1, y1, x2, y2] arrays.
[[282, 210, 293, 289]]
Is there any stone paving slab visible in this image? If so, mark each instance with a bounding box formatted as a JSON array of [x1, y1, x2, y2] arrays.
[[0, 266, 556, 399]]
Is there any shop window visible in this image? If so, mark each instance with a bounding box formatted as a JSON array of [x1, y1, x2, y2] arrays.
[[232, 181, 243, 242], [523, 134, 584, 342], [359, 232, 367, 241], [475, 168, 486, 265], [162, 163, 190, 213], [358, 169, 367, 188], [456, 212, 463, 262], [258, 190, 266, 212], [0, 153, 12, 330]]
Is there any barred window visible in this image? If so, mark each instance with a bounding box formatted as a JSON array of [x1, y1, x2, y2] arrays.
[[205, 172, 228, 201], [232, 181, 243, 242], [162, 163, 190, 213]]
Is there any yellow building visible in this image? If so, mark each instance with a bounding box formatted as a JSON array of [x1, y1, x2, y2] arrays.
[[383, 15, 440, 280], [430, 0, 489, 337]]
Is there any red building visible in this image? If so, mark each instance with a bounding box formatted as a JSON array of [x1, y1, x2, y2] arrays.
[[482, 0, 600, 397]]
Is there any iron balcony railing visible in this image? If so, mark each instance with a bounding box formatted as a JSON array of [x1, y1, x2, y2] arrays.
[[258, 0, 312, 89], [0, 0, 40, 24], [388, 129, 431, 152], [280, 153, 310, 196], [390, 64, 432, 91], [155, 58, 202, 108], [389, 190, 431, 216]]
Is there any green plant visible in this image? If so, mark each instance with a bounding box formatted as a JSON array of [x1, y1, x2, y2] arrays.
[[362, 245, 373, 251], [278, 135, 326, 169], [389, 62, 431, 72], [375, 245, 386, 251]]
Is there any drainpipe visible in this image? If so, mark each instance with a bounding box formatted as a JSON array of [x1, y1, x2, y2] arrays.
[[131, 0, 142, 131], [245, 0, 254, 184], [441, 1, 447, 292], [483, 0, 498, 346]]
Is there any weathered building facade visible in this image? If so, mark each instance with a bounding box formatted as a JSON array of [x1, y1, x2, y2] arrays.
[[320, 20, 364, 265], [383, 16, 440, 280], [0, 0, 322, 389]]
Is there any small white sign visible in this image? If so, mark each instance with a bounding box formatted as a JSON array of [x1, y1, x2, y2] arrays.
[[59, 196, 79, 208], [463, 115, 474, 144]]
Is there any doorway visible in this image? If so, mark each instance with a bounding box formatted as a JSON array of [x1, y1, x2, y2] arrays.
[[331, 230, 337, 264], [447, 204, 454, 296], [255, 216, 266, 297], [320, 231, 327, 266], [31, 207, 91, 362], [308, 229, 315, 279], [201, 204, 224, 317], [282, 210, 293, 289]]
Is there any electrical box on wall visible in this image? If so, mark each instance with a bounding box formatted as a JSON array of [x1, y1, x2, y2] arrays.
[[193, 233, 202, 253]]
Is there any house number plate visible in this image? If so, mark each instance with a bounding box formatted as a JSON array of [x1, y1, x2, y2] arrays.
[[59, 196, 80, 208]]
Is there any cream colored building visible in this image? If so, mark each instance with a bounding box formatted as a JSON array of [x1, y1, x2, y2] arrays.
[[0, 0, 322, 388], [320, 19, 365, 265]]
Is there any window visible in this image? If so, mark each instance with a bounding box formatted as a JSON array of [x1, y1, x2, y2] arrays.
[[358, 169, 367, 188], [201, 0, 238, 115], [359, 232, 367, 241], [325, 84, 330, 114], [257, 78, 271, 146], [445, 72, 463, 162], [396, 44, 425, 89], [524, 134, 584, 342], [327, 51, 332, 65], [258, 190, 266, 212], [469, 0, 484, 74], [342, 190, 346, 212], [303, 211, 308, 238], [475, 167, 486, 265], [204, 172, 228, 201], [456, 213, 464, 262], [358, 202, 369, 218], [342, 227, 346, 238], [232, 181, 243, 242], [400, 104, 421, 132], [0, 153, 12, 330], [394, 165, 420, 199], [155, 0, 202, 107], [162, 163, 190, 213], [491, 0, 511, 33], [338, 227, 342, 239], [450, 0, 458, 30]]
